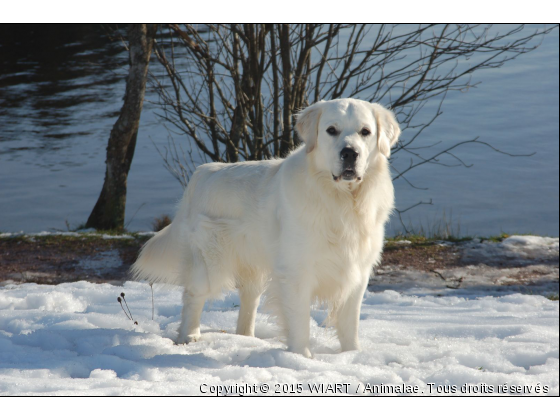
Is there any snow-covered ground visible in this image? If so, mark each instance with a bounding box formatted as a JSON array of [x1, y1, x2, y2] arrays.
[[374, 235, 559, 297], [0, 284, 557, 395], [0, 235, 558, 396]]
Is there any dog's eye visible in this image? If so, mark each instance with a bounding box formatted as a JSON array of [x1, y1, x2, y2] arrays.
[[326, 126, 337, 135], [360, 128, 371, 136]]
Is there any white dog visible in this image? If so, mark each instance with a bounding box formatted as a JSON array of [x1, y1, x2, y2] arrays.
[[132, 98, 400, 357]]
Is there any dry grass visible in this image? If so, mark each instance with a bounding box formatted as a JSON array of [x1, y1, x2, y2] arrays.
[[152, 215, 172, 232]]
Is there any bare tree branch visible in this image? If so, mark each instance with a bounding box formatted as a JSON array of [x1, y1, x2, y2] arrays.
[[148, 24, 557, 230]]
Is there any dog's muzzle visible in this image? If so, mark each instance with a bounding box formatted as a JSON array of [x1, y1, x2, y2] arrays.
[[333, 147, 360, 181]]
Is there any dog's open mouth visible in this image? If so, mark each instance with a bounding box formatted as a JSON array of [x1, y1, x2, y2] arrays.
[[342, 169, 356, 180], [333, 169, 359, 182]]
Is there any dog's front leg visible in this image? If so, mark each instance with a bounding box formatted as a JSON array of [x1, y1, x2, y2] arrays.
[[336, 277, 368, 352], [280, 281, 313, 358]]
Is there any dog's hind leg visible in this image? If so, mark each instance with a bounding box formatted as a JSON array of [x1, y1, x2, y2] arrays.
[[177, 254, 210, 345], [177, 290, 207, 344], [236, 284, 262, 337]]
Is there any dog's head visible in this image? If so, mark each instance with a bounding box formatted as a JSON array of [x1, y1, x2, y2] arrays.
[[295, 98, 400, 184]]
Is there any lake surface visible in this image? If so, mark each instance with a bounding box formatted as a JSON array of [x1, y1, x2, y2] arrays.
[[0, 24, 558, 236]]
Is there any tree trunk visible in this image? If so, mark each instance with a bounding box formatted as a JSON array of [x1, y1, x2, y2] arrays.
[[86, 24, 156, 231], [279, 24, 293, 158]]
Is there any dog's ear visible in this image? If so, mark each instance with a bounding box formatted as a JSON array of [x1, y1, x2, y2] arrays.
[[371, 103, 401, 158], [295, 102, 323, 154]]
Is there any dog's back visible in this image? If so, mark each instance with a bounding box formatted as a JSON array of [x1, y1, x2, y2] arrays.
[[131, 158, 283, 290]]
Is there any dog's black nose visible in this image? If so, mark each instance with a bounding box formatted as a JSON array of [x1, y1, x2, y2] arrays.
[[340, 147, 358, 163]]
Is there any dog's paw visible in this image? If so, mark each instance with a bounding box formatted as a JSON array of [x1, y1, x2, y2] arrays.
[[288, 346, 313, 359], [302, 348, 313, 359], [340, 343, 361, 352], [176, 333, 201, 345]]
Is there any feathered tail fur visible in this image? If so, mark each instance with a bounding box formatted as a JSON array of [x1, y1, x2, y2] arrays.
[[130, 225, 185, 286]]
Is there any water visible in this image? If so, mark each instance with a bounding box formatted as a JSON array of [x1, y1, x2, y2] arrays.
[[0, 25, 558, 236]]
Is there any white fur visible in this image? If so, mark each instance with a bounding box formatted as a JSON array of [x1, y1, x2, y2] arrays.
[[132, 98, 400, 357]]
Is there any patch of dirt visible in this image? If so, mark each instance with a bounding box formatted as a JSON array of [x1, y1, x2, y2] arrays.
[[1, 236, 558, 290], [380, 241, 461, 271], [0, 235, 147, 284]]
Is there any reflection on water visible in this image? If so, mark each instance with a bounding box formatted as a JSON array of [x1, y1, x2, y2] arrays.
[[0, 25, 558, 236], [0, 24, 125, 152]]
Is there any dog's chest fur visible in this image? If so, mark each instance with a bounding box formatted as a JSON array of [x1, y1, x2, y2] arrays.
[[295, 175, 382, 282]]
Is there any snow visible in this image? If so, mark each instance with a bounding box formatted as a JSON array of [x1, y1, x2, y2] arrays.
[[0, 234, 557, 395], [0, 231, 142, 240], [0, 280, 557, 396], [461, 235, 559, 265], [374, 235, 559, 297], [372, 263, 559, 298], [76, 250, 123, 277]]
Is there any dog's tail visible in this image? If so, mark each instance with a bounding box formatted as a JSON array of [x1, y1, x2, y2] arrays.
[[131, 225, 183, 285]]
